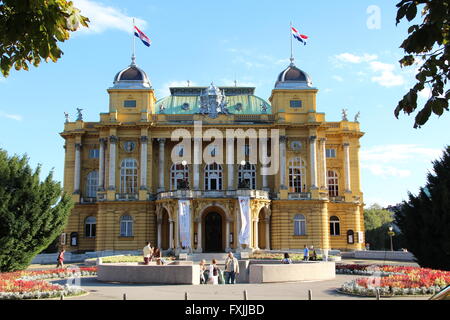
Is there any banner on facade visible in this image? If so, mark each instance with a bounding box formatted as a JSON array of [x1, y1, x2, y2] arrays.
[[178, 200, 191, 249], [238, 196, 251, 245]]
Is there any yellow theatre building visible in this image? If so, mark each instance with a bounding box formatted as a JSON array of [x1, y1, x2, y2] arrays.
[[60, 55, 365, 254]]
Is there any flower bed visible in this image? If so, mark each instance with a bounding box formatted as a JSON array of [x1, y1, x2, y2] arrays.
[[0, 267, 97, 300], [100, 255, 176, 264], [338, 264, 450, 297]]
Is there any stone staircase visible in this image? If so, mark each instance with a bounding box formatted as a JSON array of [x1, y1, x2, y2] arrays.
[[186, 252, 241, 263]]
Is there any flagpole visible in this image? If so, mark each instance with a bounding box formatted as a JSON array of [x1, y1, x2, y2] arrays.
[[132, 18, 136, 65], [290, 21, 294, 65]]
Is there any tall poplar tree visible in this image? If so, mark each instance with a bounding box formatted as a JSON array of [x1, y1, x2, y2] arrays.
[[0, 149, 73, 272], [395, 146, 450, 270]]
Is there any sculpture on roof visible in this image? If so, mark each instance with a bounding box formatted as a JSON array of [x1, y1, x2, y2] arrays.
[[76, 108, 83, 121], [354, 111, 360, 123], [341, 109, 348, 121], [198, 83, 231, 118], [64, 112, 69, 123]]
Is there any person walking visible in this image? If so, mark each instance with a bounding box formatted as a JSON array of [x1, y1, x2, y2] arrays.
[[303, 245, 309, 261], [199, 259, 208, 284], [310, 245, 317, 261], [56, 248, 65, 269], [281, 252, 292, 264], [224, 252, 239, 284], [143, 242, 153, 265], [208, 259, 219, 285]]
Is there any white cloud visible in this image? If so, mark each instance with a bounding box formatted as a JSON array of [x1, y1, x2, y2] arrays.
[[335, 53, 378, 64], [73, 0, 147, 34], [157, 80, 199, 97], [418, 87, 432, 99], [0, 111, 23, 121], [220, 78, 256, 87], [332, 75, 344, 82], [369, 61, 405, 87], [360, 144, 442, 179]]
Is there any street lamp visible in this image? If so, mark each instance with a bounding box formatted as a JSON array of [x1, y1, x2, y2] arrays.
[[388, 225, 395, 252]]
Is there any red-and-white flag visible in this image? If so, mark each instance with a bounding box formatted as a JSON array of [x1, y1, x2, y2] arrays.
[[134, 26, 151, 47], [291, 26, 308, 45]]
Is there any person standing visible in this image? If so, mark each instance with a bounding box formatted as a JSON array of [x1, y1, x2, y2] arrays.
[[208, 259, 219, 285], [281, 252, 292, 264], [56, 248, 65, 268], [224, 252, 240, 284], [303, 245, 309, 261], [143, 242, 153, 265], [199, 259, 208, 284]]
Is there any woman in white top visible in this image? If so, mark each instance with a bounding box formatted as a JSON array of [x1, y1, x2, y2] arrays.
[[208, 259, 219, 285]]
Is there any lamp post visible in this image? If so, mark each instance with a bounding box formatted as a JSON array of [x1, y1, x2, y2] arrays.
[[388, 226, 395, 252]]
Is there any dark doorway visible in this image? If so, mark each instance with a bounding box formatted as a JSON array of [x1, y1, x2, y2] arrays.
[[204, 212, 223, 252]]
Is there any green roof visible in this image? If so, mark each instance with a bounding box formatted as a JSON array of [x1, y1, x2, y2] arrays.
[[155, 86, 272, 115]]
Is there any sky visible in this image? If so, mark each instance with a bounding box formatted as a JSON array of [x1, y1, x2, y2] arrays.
[[0, 0, 448, 208]]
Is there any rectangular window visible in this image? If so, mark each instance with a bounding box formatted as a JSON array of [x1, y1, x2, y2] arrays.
[[124, 100, 137, 108], [290, 100, 302, 108], [89, 149, 99, 159], [326, 148, 336, 158]]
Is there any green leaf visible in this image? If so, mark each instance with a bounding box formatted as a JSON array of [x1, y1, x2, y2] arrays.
[[406, 3, 417, 22]]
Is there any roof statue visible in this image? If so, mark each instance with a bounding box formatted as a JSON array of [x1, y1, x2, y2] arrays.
[[354, 111, 360, 123], [261, 103, 268, 114], [198, 83, 231, 118], [341, 109, 348, 121], [64, 112, 69, 123], [76, 108, 83, 121]]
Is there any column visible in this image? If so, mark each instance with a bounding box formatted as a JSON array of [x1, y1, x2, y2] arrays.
[[279, 136, 287, 189], [108, 136, 117, 190], [196, 219, 202, 252], [265, 217, 270, 250], [320, 138, 327, 189], [157, 218, 162, 249], [73, 143, 81, 194], [225, 219, 231, 251], [98, 138, 106, 191], [193, 138, 201, 190], [140, 136, 148, 190], [254, 220, 259, 249], [157, 138, 166, 192], [169, 220, 174, 249], [309, 136, 318, 189], [344, 143, 351, 192], [174, 218, 180, 250], [226, 138, 234, 190]]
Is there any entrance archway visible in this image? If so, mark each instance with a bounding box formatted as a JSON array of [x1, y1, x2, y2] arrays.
[[204, 212, 223, 252], [160, 208, 170, 250]]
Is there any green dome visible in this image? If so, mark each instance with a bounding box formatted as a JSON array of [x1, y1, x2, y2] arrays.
[[155, 86, 271, 115]]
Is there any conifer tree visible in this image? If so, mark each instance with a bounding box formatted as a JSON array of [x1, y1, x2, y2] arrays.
[[0, 149, 73, 272], [395, 146, 450, 270]]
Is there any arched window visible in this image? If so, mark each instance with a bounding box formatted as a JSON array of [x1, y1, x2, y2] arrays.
[[171, 163, 189, 190], [120, 215, 133, 237], [289, 157, 306, 193], [85, 216, 96, 238], [327, 170, 339, 197], [330, 216, 340, 236], [293, 214, 306, 236], [238, 162, 256, 189], [86, 171, 98, 198], [204, 163, 222, 191], [120, 158, 138, 194]]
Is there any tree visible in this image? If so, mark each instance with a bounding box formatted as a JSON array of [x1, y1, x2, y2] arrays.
[[395, 146, 450, 270], [364, 204, 396, 250], [364, 204, 394, 231], [394, 0, 449, 128], [0, 0, 89, 77], [0, 149, 73, 272]]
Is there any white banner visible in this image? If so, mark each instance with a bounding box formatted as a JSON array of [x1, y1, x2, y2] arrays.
[[178, 200, 191, 249], [238, 196, 251, 245]]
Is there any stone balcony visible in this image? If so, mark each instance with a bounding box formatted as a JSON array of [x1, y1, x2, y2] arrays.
[[157, 189, 270, 200]]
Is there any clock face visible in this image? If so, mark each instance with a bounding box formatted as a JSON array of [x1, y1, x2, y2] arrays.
[[124, 141, 136, 152], [291, 141, 302, 151]]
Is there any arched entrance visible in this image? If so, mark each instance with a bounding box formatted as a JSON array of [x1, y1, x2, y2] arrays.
[[258, 206, 270, 250], [204, 212, 223, 252], [160, 208, 170, 250]]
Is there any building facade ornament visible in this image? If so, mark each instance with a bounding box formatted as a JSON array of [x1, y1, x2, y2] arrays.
[[198, 83, 231, 118]]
